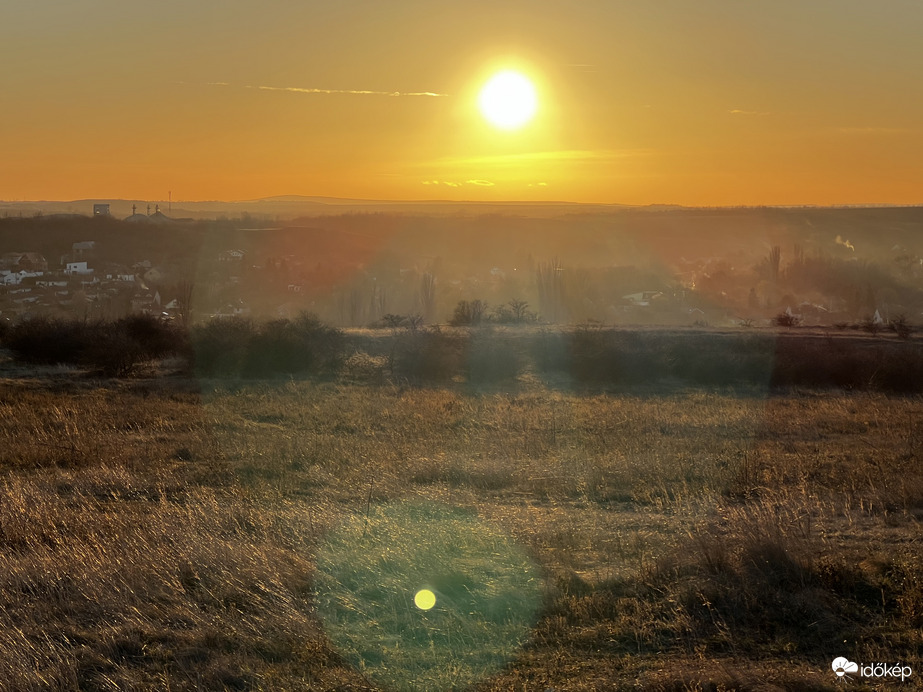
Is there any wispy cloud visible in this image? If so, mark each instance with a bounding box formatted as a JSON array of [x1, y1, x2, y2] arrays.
[[247, 84, 447, 97], [729, 109, 771, 116], [835, 126, 910, 135], [427, 149, 653, 169], [528, 182, 549, 187], [566, 63, 597, 72], [422, 179, 495, 188]]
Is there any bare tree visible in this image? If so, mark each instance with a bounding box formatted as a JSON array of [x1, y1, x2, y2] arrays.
[[174, 278, 195, 328], [419, 273, 436, 324], [536, 258, 565, 323], [450, 299, 488, 326], [768, 246, 781, 284], [509, 298, 531, 322], [406, 313, 424, 332], [349, 288, 363, 326]]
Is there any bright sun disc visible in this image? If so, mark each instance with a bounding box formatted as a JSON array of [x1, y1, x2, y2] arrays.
[[478, 70, 537, 130]]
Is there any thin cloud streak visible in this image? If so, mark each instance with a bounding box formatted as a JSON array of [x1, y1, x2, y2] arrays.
[[422, 180, 495, 187], [247, 84, 447, 97], [835, 126, 911, 135], [426, 149, 655, 169]]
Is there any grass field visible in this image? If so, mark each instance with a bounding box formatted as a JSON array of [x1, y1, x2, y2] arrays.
[[0, 337, 921, 690]]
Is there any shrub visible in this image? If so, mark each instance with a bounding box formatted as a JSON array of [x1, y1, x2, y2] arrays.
[[860, 316, 883, 335], [449, 300, 487, 327], [465, 333, 523, 384], [5, 317, 92, 365], [891, 314, 913, 340], [119, 314, 186, 359], [191, 313, 343, 378], [773, 312, 800, 327], [190, 318, 255, 377], [4, 315, 186, 376], [82, 328, 146, 377], [391, 327, 467, 383]]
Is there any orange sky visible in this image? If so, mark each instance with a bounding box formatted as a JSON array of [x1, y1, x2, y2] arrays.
[[2, 1, 922, 206]]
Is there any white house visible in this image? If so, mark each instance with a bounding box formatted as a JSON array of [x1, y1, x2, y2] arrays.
[[218, 249, 246, 262], [65, 261, 93, 275], [1, 270, 43, 285], [622, 291, 664, 307]]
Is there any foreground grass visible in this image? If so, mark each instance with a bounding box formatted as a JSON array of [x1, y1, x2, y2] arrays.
[[0, 371, 921, 689]]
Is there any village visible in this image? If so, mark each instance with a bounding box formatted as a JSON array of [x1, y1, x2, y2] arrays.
[[2, 204, 922, 331]]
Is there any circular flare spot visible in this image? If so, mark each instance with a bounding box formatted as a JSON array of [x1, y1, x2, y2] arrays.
[[414, 588, 436, 610]]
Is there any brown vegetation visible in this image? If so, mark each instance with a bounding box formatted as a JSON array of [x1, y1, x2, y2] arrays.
[[0, 341, 921, 688]]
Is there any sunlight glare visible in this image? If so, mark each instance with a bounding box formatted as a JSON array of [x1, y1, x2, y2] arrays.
[[478, 70, 537, 131]]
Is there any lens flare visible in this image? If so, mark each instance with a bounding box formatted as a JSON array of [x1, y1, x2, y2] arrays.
[[315, 502, 542, 690], [414, 588, 436, 610]]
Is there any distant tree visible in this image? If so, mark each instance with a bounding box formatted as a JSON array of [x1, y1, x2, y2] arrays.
[[768, 246, 781, 283], [509, 298, 533, 323], [536, 258, 565, 323], [173, 278, 195, 328], [449, 300, 487, 326], [419, 273, 436, 324], [490, 299, 536, 324]]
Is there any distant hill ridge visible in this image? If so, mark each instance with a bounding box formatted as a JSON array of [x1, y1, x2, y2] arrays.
[[0, 196, 917, 223]]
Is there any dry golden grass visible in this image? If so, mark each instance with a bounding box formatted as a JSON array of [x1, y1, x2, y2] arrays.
[[0, 363, 921, 689]]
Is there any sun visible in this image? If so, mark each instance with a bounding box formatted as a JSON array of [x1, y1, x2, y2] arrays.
[[478, 70, 537, 131]]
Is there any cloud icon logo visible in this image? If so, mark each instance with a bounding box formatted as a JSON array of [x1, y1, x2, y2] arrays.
[[832, 657, 859, 677]]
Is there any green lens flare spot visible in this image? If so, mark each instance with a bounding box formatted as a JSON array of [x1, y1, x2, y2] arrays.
[[315, 501, 543, 691], [414, 588, 436, 610]]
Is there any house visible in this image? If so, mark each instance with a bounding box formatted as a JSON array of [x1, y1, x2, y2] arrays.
[[622, 291, 664, 307], [72, 241, 96, 259], [65, 261, 93, 275], [93, 204, 110, 217], [1, 252, 48, 272], [218, 249, 246, 263], [131, 291, 162, 314], [211, 301, 250, 319], [104, 267, 136, 282], [1, 270, 43, 285]]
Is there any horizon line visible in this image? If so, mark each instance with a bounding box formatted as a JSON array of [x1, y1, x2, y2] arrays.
[[2, 197, 922, 211]]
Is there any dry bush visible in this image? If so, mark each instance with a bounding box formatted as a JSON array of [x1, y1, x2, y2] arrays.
[[465, 331, 524, 385], [389, 327, 467, 383], [191, 313, 343, 378], [4, 315, 186, 376]]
